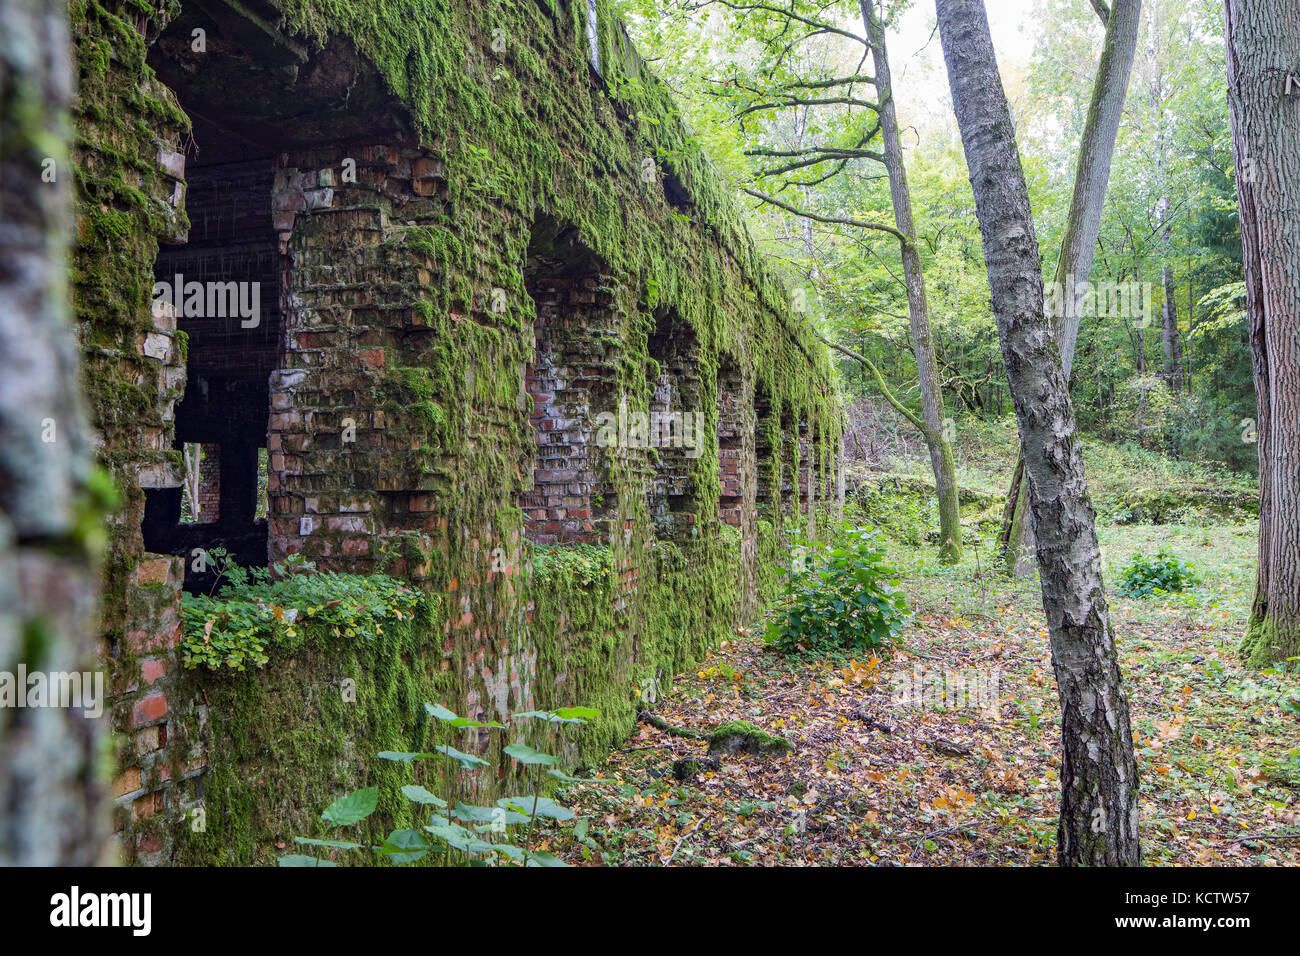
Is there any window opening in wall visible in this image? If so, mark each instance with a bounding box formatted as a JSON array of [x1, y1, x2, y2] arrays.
[[646, 307, 701, 540], [180, 442, 221, 525], [780, 407, 798, 521], [520, 215, 618, 545], [256, 447, 269, 521], [716, 356, 745, 527], [798, 419, 812, 507], [754, 383, 775, 520]]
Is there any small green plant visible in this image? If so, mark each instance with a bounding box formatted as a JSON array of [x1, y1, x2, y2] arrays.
[[180, 554, 423, 670], [532, 543, 613, 586], [281, 703, 609, 867], [763, 526, 909, 655], [1116, 548, 1200, 598]]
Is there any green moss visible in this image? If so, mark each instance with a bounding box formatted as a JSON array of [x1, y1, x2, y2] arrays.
[[1240, 610, 1299, 668], [173, 593, 452, 865], [72, 0, 844, 864], [707, 720, 795, 757]]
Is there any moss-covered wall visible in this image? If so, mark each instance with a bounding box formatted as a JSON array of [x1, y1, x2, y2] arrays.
[[70, 0, 843, 865]]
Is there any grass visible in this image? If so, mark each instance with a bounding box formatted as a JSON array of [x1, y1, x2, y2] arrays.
[[880, 414, 1256, 508]]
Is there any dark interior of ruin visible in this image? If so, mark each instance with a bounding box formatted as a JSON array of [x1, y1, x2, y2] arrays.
[[140, 111, 280, 592], [521, 216, 618, 545], [646, 307, 700, 539], [139, 2, 411, 592]]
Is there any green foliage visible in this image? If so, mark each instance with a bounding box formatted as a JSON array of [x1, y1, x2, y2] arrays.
[[284, 702, 609, 867], [764, 526, 908, 654], [180, 553, 423, 670], [846, 482, 935, 546], [532, 543, 613, 586], [1116, 548, 1201, 598]]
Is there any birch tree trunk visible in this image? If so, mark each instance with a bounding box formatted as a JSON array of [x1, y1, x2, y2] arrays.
[[864, 0, 964, 564], [937, 0, 1142, 866], [0, 0, 108, 865], [999, 0, 1142, 576], [1148, 1, 1182, 402], [1224, 0, 1300, 667]]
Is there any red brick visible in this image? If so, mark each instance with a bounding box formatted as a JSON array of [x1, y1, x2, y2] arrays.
[[136, 832, 164, 854], [132, 692, 167, 727], [133, 725, 162, 753], [132, 792, 163, 822], [113, 767, 142, 798], [135, 558, 172, 586], [140, 657, 168, 685]]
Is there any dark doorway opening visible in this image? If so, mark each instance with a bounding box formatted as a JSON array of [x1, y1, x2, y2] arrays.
[[646, 307, 700, 540], [519, 216, 618, 545]]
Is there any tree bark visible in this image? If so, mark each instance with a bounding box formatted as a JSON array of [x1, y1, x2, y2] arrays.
[[864, 0, 964, 564], [1224, 0, 1300, 667], [1160, 263, 1184, 394], [937, 0, 1142, 866], [998, 0, 1142, 576], [0, 0, 108, 865], [1148, 2, 1184, 400]]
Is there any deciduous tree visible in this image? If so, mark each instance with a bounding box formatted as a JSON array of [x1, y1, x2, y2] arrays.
[[1224, 0, 1300, 667], [937, 0, 1142, 865]]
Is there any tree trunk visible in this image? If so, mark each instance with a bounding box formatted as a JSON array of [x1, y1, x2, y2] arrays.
[[998, 0, 1142, 576], [1225, 0, 1300, 667], [864, 1, 964, 564], [937, 0, 1142, 866], [183, 442, 202, 519], [1161, 263, 1184, 394], [0, 0, 108, 865]]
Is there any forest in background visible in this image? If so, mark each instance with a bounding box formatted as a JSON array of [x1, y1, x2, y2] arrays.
[[615, 0, 1255, 475]]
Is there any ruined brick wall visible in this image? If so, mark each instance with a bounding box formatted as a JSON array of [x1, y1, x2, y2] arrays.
[[521, 271, 620, 545], [69, 0, 844, 864], [195, 446, 220, 522]]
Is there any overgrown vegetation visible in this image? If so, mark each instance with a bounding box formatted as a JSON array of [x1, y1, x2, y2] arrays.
[[763, 526, 909, 655], [282, 703, 609, 867], [1117, 549, 1201, 599], [180, 553, 423, 670]]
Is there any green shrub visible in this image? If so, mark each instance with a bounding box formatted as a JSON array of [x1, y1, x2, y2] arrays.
[[180, 552, 423, 670], [763, 526, 909, 654], [532, 543, 613, 586], [1115, 549, 1200, 598]]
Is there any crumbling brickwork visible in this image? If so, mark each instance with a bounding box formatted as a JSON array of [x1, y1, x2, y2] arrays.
[[68, 0, 844, 864], [522, 265, 620, 545]]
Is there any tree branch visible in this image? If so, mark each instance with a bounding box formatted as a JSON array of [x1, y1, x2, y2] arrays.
[[814, 332, 930, 436], [688, 0, 868, 46], [735, 95, 880, 119], [743, 188, 909, 243], [777, 73, 877, 91]]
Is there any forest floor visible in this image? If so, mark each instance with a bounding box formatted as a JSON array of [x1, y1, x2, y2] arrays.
[[551, 521, 1300, 866]]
